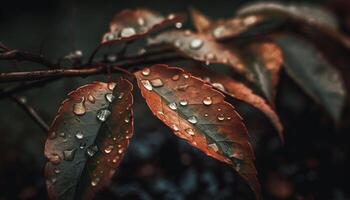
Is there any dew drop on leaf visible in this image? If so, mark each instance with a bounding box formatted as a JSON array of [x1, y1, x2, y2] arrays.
[[185, 128, 195, 136], [91, 177, 100, 187], [168, 102, 177, 110], [124, 116, 130, 123], [48, 153, 61, 165], [75, 131, 84, 140], [63, 149, 76, 161], [104, 145, 114, 154], [105, 93, 115, 103], [73, 96, 86, 116], [212, 83, 226, 92], [96, 109, 111, 122], [88, 94, 95, 103], [171, 124, 180, 131], [108, 82, 116, 91], [141, 80, 153, 91], [172, 74, 180, 81], [187, 116, 198, 124], [217, 114, 225, 121], [190, 38, 204, 50], [137, 17, 145, 26], [213, 26, 225, 38], [54, 168, 61, 174], [202, 97, 212, 106], [150, 78, 164, 87], [86, 145, 98, 157], [118, 148, 124, 154], [208, 143, 219, 152], [179, 100, 188, 106], [174, 40, 182, 47], [117, 92, 124, 99], [58, 132, 66, 138], [142, 68, 151, 76], [175, 22, 183, 28], [120, 27, 136, 37]]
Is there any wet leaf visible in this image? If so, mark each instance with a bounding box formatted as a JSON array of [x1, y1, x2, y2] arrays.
[[45, 78, 133, 200], [237, 2, 339, 29], [102, 9, 183, 43], [149, 30, 247, 76], [184, 65, 283, 141], [134, 64, 261, 199], [243, 42, 283, 102], [274, 34, 346, 121]]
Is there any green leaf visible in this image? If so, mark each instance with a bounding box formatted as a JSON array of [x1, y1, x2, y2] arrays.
[[274, 34, 346, 121], [45, 78, 133, 200]]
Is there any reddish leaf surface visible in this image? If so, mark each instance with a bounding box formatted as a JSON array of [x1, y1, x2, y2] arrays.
[[102, 9, 183, 43], [45, 78, 133, 200], [134, 64, 261, 199], [184, 65, 283, 140], [190, 8, 212, 33]]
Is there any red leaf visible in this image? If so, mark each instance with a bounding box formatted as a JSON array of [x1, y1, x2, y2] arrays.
[[45, 78, 133, 200], [134, 64, 261, 199]]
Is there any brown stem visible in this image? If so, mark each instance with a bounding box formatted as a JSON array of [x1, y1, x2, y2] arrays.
[[11, 95, 49, 132], [0, 49, 56, 68]]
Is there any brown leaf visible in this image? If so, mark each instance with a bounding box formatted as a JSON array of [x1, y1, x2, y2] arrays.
[[149, 30, 247, 75], [45, 78, 133, 200], [184, 65, 283, 141], [102, 9, 184, 43], [134, 64, 261, 200], [190, 8, 212, 33]]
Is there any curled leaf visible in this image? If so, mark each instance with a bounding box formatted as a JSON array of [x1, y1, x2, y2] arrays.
[[134, 64, 261, 199], [45, 78, 133, 200], [102, 9, 184, 43], [185, 65, 283, 141], [274, 34, 346, 121]]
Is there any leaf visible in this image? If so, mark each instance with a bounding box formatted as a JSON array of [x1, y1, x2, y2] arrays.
[[237, 2, 339, 29], [102, 9, 184, 43], [243, 42, 283, 102], [149, 30, 248, 76], [134, 64, 261, 200], [184, 65, 283, 141], [274, 34, 346, 121], [45, 78, 133, 200], [190, 8, 212, 33]]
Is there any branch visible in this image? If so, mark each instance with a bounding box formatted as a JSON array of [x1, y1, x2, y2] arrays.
[[0, 52, 183, 83], [11, 95, 49, 132], [0, 49, 56, 68]]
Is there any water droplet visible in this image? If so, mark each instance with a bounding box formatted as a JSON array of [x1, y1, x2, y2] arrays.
[[118, 149, 124, 154], [88, 94, 95, 103], [73, 96, 86, 116], [171, 124, 179, 131], [209, 143, 219, 152], [168, 102, 177, 110], [58, 132, 66, 138], [213, 26, 225, 38], [150, 79, 163, 87], [172, 74, 180, 81], [118, 92, 124, 99], [63, 149, 76, 161], [86, 145, 98, 157], [52, 178, 57, 184], [105, 33, 115, 41], [204, 113, 209, 117], [124, 116, 130, 123], [104, 145, 114, 154], [48, 153, 61, 165], [187, 116, 198, 124], [54, 168, 60, 174], [75, 131, 84, 140], [190, 38, 203, 50], [137, 17, 145, 26], [96, 109, 111, 122], [243, 16, 258, 25], [141, 80, 152, 91], [185, 128, 195, 136], [108, 82, 116, 91], [179, 100, 188, 106], [91, 177, 100, 187], [202, 97, 212, 106], [168, 14, 175, 20], [205, 53, 215, 61], [175, 22, 182, 28], [212, 83, 226, 92], [142, 68, 150, 76], [107, 54, 117, 62], [183, 74, 189, 79], [120, 27, 136, 38], [79, 143, 86, 149], [177, 84, 189, 91], [217, 114, 225, 121], [174, 40, 182, 47], [105, 93, 115, 103]]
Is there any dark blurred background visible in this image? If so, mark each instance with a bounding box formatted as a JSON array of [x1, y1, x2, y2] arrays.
[[1, 0, 349, 199]]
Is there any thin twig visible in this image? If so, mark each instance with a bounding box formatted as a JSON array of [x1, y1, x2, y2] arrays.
[[11, 95, 49, 132], [0, 50, 56, 68]]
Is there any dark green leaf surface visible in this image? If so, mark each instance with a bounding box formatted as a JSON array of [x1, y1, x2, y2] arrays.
[[45, 78, 133, 200], [274, 34, 346, 121]]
